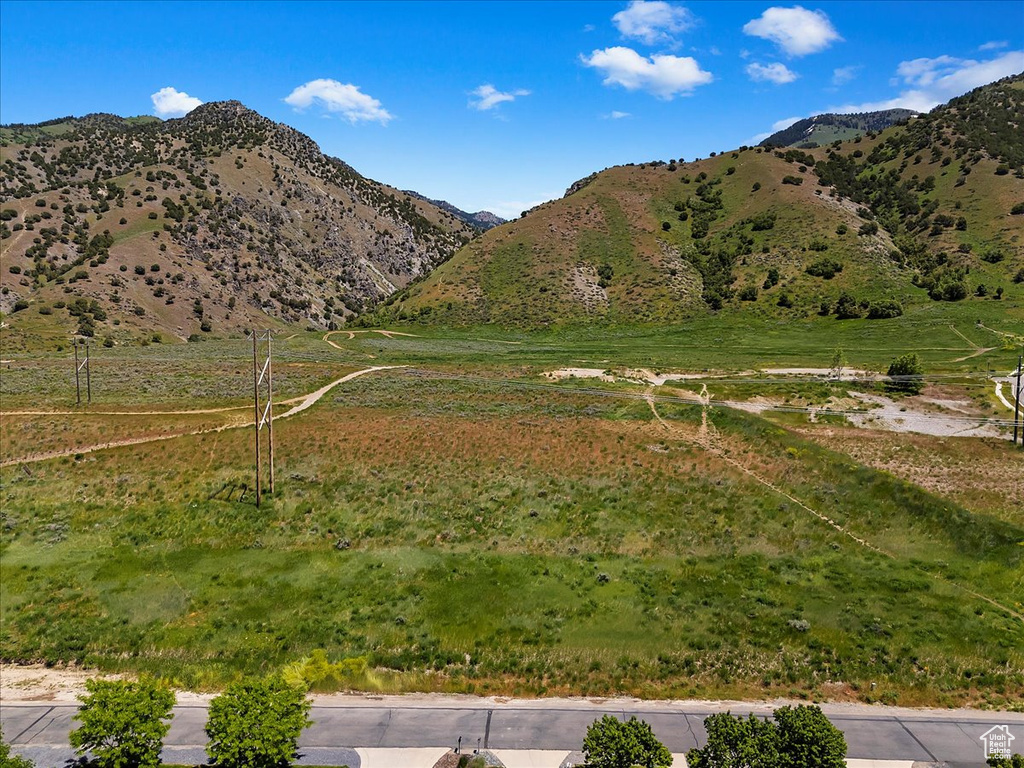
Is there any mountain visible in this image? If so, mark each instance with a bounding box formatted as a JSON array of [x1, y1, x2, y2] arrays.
[[378, 74, 1024, 328], [0, 101, 475, 346], [402, 190, 506, 231], [759, 109, 918, 149]]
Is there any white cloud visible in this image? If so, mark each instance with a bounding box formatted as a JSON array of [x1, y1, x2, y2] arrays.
[[979, 40, 1008, 51], [612, 0, 695, 45], [284, 79, 393, 124], [830, 50, 1024, 113], [746, 115, 803, 145], [469, 84, 531, 111], [151, 87, 203, 117], [581, 46, 712, 98], [606, 110, 632, 119], [831, 65, 860, 86], [772, 115, 803, 131], [742, 6, 842, 57], [746, 62, 799, 84]]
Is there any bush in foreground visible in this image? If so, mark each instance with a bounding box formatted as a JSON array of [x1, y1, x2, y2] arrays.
[[205, 676, 312, 768], [1, 726, 35, 768], [582, 715, 672, 768], [688, 705, 846, 768], [69, 679, 174, 768]]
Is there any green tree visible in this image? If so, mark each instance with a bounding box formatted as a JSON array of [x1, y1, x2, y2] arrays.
[[988, 755, 1024, 767], [582, 715, 672, 768], [688, 706, 845, 768], [69, 679, 174, 768], [886, 353, 925, 395], [1, 726, 35, 768], [773, 705, 847, 768], [829, 348, 846, 380], [687, 712, 778, 768], [205, 676, 312, 768]]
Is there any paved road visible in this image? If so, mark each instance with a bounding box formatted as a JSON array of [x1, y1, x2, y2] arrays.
[[3, 701, 1021, 767]]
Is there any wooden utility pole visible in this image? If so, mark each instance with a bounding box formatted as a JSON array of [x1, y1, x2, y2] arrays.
[[251, 330, 275, 506], [73, 338, 91, 405], [1014, 350, 1022, 448]]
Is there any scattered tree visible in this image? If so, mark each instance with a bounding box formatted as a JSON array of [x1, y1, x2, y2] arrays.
[[688, 706, 846, 768], [773, 705, 847, 768], [205, 676, 312, 768], [1, 726, 35, 767], [687, 712, 779, 768], [886, 353, 925, 395], [69, 679, 174, 768], [582, 715, 672, 768], [829, 349, 846, 381]]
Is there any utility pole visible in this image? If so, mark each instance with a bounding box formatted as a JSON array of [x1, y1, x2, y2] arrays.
[[1014, 349, 1022, 448], [73, 338, 91, 405], [251, 330, 275, 506]]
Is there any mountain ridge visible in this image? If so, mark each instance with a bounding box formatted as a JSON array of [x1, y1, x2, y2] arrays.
[[0, 101, 475, 347], [760, 109, 918, 149], [376, 74, 1024, 328]]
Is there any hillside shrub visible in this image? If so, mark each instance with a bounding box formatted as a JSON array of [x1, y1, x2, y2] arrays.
[[805, 258, 844, 279], [781, 175, 803, 186], [867, 300, 903, 319], [70, 679, 174, 768], [206, 677, 311, 768], [858, 221, 878, 236], [749, 211, 776, 231], [886, 353, 925, 395], [739, 286, 758, 301], [1011, 202, 1024, 215], [834, 292, 861, 319]]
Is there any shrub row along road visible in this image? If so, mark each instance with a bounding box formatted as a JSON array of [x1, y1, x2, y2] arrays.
[[2, 698, 1020, 767]]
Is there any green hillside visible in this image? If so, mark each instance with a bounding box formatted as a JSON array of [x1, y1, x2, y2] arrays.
[[385, 75, 1024, 329], [759, 109, 917, 149]]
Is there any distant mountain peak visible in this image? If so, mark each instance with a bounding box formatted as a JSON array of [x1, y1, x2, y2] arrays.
[[760, 109, 918, 148], [402, 190, 506, 231]]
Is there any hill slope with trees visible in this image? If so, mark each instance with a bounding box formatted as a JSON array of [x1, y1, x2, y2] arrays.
[[381, 74, 1024, 328], [0, 102, 475, 347]]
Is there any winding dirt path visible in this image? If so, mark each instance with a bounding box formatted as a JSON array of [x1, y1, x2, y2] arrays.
[[0, 366, 405, 468]]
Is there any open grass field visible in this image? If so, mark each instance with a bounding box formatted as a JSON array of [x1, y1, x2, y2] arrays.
[[1, 323, 1021, 710]]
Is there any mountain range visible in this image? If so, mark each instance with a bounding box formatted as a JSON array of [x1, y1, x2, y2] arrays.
[[377, 74, 1023, 327], [0, 102, 491, 345], [2, 75, 1023, 345]]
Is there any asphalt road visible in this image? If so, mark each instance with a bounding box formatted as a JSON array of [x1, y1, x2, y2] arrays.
[[2, 700, 1021, 767]]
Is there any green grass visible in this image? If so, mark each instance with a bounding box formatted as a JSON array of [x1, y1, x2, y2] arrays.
[[2, 363, 1021, 707]]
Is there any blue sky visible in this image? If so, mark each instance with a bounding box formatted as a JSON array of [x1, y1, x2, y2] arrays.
[[1, 1, 1022, 217]]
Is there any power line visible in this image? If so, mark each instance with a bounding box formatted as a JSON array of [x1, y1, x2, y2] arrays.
[[398, 369, 1021, 430], [251, 330, 275, 507]]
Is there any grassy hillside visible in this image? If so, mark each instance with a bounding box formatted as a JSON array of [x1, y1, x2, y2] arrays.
[[386, 75, 1024, 329], [759, 109, 917, 149], [0, 103, 475, 349], [1, 333, 1021, 706]]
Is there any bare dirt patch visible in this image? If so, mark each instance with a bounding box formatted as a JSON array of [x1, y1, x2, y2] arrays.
[[791, 425, 1023, 518]]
